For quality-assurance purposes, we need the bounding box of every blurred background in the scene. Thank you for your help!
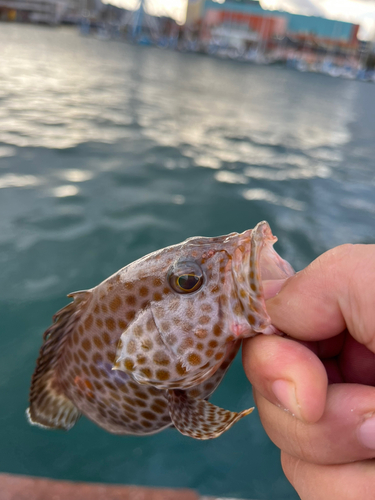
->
[1,1,375,499]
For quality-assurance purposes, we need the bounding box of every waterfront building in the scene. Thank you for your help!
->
[186,0,359,53]
[0,0,102,24]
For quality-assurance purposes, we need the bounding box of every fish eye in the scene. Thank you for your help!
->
[169,262,203,294]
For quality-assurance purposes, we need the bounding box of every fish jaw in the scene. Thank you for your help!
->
[229,221,294,339]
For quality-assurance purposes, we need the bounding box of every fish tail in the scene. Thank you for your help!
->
[27,291,91,430]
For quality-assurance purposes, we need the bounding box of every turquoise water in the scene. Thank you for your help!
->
[1,24,375,500]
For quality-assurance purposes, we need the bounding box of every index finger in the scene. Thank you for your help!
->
[266,244,375,353]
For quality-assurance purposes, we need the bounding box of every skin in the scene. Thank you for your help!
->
[242,244,375,499]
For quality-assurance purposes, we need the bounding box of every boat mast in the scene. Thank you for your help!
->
[132,0,146,38]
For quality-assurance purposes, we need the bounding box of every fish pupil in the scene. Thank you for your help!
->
[178,274,200,291]
[168,261,203,294]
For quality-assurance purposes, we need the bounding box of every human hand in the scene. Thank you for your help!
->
[242,244,375,499]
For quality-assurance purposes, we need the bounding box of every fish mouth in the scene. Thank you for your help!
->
[252,221,294,282]
[231,221,294,337]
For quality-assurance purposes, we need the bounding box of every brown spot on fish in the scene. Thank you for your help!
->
[142,411,157,421]
[82,365,89,376]
[154,398,167,408]
[141,339,153,351]
[188,389,200,398]
[156,370,170,381]
[126,340,137,354]
[126,295,136,306]
[153,351,170,366]
[118,384,128,393]
[104,381,116,391]
[234,302,242,315]
[198,315,210,325]
[160,321,170,332]
[187,353,201,366]
[126,310,136,321]
[82,339,91,352]
[78,350,88,362]
[165,333,177,345]
[133,325,143,337]
[109,295,122,312]
[175,362,187,376]
[141,420,153,428]
[153,277,163,287]
[134,391,148,400]
[195,328,208,339]
[151,404,165,414]
[90,365,100,378]
[124,359,135,371]
[102,332,111,345]
[200,303,212,313]
[118,319,127,330]
[84,315,93,330]
[93,336,103,349]
[136,355,147,365]
[248,314,256,325]
[105,318,116,331]
[106,351,116,363]
[180,338,194,350]
[141,368,152,378]
[135,399,147,408]
[213,324,222,337]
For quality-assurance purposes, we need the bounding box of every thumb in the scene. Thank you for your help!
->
[264,244,375,353]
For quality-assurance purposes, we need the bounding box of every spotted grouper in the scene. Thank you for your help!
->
[28,221,294,440]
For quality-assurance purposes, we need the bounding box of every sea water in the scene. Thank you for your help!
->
[1,24,374,500]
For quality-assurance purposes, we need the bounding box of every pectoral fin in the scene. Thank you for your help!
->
[168,390,254,440]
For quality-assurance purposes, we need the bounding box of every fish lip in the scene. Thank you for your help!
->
[239,220,293,287]
[229,221,294,337]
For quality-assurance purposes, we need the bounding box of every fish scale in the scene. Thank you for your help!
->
[28,221,294,439]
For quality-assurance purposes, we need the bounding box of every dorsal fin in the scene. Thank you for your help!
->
[27,290,91,430]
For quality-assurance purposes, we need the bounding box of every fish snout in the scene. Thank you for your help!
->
[230,222,294,338]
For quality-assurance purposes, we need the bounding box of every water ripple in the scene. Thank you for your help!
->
[0,173,40,188]
[243,188,306,211]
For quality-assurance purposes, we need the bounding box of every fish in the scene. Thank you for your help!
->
[27,221,294,440]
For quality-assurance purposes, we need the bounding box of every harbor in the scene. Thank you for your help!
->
[0,0,375,81]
